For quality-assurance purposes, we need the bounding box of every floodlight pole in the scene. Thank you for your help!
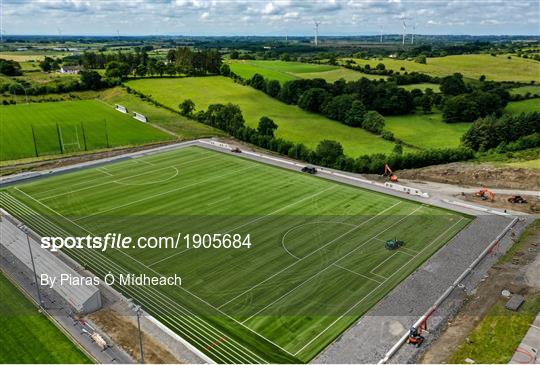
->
[129,299,145,364]
[21,225,43,309]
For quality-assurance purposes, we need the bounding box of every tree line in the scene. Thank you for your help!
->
[177,98,474,174]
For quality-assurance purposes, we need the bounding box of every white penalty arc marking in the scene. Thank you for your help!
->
[113,166,179,186]
[293,216,466,356]
[217,201,403,310]
[281,220,360,260]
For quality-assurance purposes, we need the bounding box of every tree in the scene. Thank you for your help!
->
[0,59,22,76]
[250,73,266,90]
[344,100,366,127]
[220,63,231,76]
[134,64,147,77]
[322,94,355,121]
[316,140,344,166]
[362,111,385,134]
[298,88,330,112]
[105,61,130,79]
[414,55,427,64]
[440,73,468,96]
[392,143,403,155]
[443,91,502,123]
[179,99,195,116]
[80,70,102,90]
[257,116,278,137]
[376,63,386,70]
[230,50,240,59]
[39,56,60,72]
[420,95,433,113]
[265,79,281,98]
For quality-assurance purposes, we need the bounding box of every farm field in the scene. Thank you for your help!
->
[126,77,398,156]
[0,99,172,161]
[385,112,469,149]
[505,99,540,113]
[0,145,471,363]
[0,272,91,363]
[228,60,385,83]
[509,85,540,96]
[399,83,440,92]
[346,54,540,83]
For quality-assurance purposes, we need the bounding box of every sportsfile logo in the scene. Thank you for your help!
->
[40,233,252,252]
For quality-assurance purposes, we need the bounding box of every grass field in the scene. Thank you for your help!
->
[0,272,91,363]
[505,98,540,113]
[0,99,173,161]
[228,60,386,83]
[509,85,540,96]
[125,76,398,156]
[505,158,540,170]
[0,146,471,363]
[346,54,540,83]
[385,112,469,149]
[399,83,441,92]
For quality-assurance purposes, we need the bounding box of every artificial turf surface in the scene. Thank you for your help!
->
[0,99,173,161]
[125,76,398,157]
[0,146,471,363]
[0,272,91,363]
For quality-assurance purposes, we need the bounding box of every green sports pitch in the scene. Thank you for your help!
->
[0,146,471,363]
[0,100,172,161]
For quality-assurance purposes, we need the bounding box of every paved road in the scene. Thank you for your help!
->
[510,315,540,364]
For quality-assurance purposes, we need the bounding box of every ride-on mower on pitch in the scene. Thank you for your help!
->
[385,238,405,250]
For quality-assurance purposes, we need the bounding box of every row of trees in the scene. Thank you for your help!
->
[166,47,222,75]
[177,98,474,173]
[462,112,540,151]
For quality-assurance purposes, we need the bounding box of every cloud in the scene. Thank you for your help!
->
[2,0,539,35]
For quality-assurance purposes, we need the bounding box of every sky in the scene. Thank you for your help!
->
[3,0,539,36]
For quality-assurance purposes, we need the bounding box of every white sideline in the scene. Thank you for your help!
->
[199,140,430,198]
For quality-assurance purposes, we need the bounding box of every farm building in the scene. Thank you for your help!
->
[59,65,84,74]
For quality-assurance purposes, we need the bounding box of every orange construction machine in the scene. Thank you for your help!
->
[474,188,495,202]
[384,164,398,182]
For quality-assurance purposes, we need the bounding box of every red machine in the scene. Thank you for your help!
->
[384,164,398,182]
[474,188,495,202]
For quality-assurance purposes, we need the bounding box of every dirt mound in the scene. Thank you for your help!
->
[398,162,539,191]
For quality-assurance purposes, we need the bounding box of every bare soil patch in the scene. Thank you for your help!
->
[89,308,180,364]
[461,193,540,214]
[398,162,540,191]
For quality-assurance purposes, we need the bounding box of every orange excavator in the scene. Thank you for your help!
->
[383,164,398,182]
[474,187,495,202]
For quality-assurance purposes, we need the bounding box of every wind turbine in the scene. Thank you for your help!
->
[314,21,320,46]
[379,25,383,43]
[411,23,417,44]
[401,17,408,45]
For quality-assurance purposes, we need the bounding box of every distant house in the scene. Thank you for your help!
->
[59,65,84,74]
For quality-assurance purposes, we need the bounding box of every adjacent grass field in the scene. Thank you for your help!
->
[400,83,440,92]
[385,112,469,149]
[0,99,172,161]
[0,146,471,363]
[228,60,386,83]
[126,77,398,156]
[505,98,540,113]
[0,272,91,363]
[509,85,540,96]
[347,54,540,83]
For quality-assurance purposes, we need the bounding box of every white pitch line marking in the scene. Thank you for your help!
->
[217,201,403,310]
[241,204,422,323]
[97,167,113,176]
[333,264,383,284]
[293,216,465,356]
